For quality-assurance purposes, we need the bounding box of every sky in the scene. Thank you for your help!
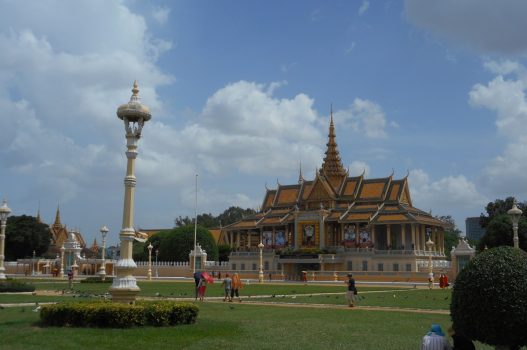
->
[1,0,527,246]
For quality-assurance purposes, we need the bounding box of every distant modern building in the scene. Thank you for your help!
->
[465,217,486,241]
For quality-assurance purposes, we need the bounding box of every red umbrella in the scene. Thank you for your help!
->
[201,272,214,284]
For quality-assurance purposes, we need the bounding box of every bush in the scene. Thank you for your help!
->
[40,301,199,328]
[451,246,527,349]
[80,277,113,283]
[0,279,35,292]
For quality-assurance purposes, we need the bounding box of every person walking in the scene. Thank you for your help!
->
[67,269,74,290]
[193,271,201,301]
[222,273,233,302]
[197,276,207,301]
[345,273,357,307]
[231,272,243,302]
[421,324,452,350]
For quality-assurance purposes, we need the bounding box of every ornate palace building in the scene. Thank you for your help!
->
[220,114,449,278]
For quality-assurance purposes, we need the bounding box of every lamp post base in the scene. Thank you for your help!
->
[109,288,140,304]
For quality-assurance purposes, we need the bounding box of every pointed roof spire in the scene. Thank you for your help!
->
[298,161,304,184]
[319,106,346,179]
[53,204,62,227]
[36,201,42,223]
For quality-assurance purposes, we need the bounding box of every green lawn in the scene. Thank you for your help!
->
[0,301,494,350]
[0,280,500,349]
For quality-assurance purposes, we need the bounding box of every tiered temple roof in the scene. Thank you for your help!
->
[224,110,445,232]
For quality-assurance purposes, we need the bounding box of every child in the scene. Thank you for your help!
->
[197,277,207,301]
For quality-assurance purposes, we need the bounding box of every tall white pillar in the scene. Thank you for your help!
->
[109,81,151,303]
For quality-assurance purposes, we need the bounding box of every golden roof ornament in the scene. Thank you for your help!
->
[319,108,347,179]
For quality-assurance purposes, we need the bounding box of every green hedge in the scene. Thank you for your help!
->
[80,277,114,283]
[40,301,199,328]
[0,279,35,292]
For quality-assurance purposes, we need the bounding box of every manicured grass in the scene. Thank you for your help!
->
[251,288,452,310]
[0,301,494,350]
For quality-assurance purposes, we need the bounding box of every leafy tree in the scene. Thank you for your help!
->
[218,206,256,226]
[477,214,527,251]
[5,215,50,260]
[479,197,526,228]
[175,213,220,228]
[145,225,218,262]
[174,216,193,227]
[451,246,527,349]
[132,240,146,261]
[435,215,463,258]
[217,244,232,262]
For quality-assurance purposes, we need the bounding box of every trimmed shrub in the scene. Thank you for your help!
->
[80,277,114,283]
[451,246,527,349]
[40,301,198,328]
[0,279,35,292]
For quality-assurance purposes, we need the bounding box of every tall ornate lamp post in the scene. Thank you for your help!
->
[426,237,435,289]
[258,241,264,283]
[147,243,153,281]
[32,250,36,276]
[60,244,65,279]
[0,199,12,280]
[99,225,109,281]
[155,249,159,278]
[109,81,151,303]
[507,199,523,249]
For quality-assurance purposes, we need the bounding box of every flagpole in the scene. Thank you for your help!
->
[193,174,198,274]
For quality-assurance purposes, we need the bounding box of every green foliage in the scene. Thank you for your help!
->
[40,301,199,328]
[477,214,527,251]
[146,225,218,261]
[217,244,232,262]
[5,215,50,260]
[0,279,35,292]
[479,197,525,228]
[451,246,527,348]
[175,206,257,229]
[132,240,146,261]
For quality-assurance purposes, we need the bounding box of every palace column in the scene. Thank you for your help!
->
[386,224,391,249]
[412,224,417,252]
[420,226,426,252]
[401,224,406,250]
[109,81,151,303]
[371,225,376,247]
[236,231,241,248]
[247,231,252,248]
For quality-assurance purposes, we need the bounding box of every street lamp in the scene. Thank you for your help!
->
[155,249,159,278]
[32,250,36,276]
[147,243,153,281]
[426,237,435,289]
[109,81,151,303]
[507,199,523,249]
[60,244,65,279]
[99,225,109,281]
[258,241,264,283]
[0,199,12,280]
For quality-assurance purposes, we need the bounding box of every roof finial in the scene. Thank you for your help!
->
[330,103,334,126]
[54,204,62,226]
[132,80,139,96]
[298,161,304,184]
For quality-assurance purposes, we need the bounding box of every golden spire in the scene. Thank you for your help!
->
[53,204,62,227]
[298,161,304,184]
[319,107,346,179]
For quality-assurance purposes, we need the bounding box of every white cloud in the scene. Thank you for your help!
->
[405,0,527,54]
[348,161,370,176]
[334,98,389,138]
[188,80,324,176]
[152,6,170,25]
[358,1,370,16]
[408,169,487,229]
[469,61,527,195]
[345,41,356,55]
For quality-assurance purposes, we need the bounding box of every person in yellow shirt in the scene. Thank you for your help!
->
[231,272,243,302]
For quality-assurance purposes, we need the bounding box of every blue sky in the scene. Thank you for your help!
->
[1,0,527,246]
